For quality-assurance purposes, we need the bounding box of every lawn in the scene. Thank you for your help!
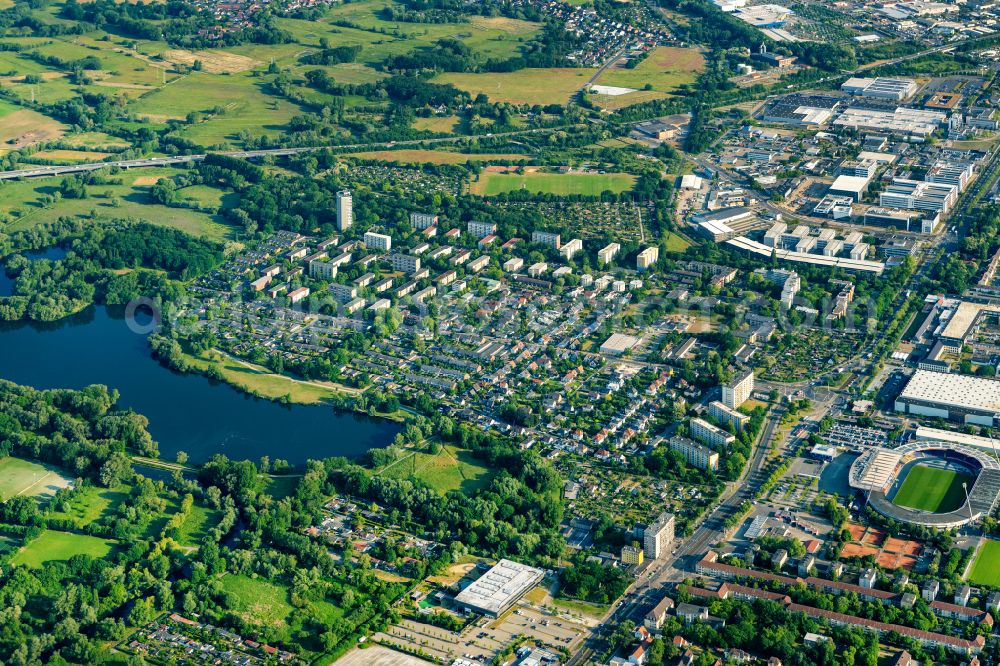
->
[47,486,129,527]
[590,47,704,110]
[12,530,116,567]
[470,171,636,197]
[378,445,493,494]
[176,504,224,547]
[0,457,74,502]
[433,68,596,106]
[348,150,529,165]
[219,574,295,626]
[968,539,1000,586]
[892,464,973,513]
[662,231,692,252]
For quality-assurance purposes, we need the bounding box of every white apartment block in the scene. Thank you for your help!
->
[598,242,621,265]
[363,231,392,252]
[336,190,353,231]
[410,212,438,230]
[643,511,676,560]
[636,246,659,271]
[309,259,338,280]
[389,253,421,274]
[560,238,583,261]
[722,369,754,409]
[467,221,497,239]
[532,230,561,249]
[669,437,719,471]
[690,417,736,448]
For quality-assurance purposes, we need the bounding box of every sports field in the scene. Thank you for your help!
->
[11,530,116,567]
[968,539,1000,586]
[0,457,74,502]
[470,171,636,197]
[892,463,973,513]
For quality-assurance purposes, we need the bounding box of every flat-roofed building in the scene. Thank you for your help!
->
[722,369,755,409]
[531,230,561,249]
[309,259,338,280]
[840,159,878,179]
[880,179,958,213]
[329,283,358,304]
[813,196,853,220]
[864,208,918,230]
[828,175,871,202]
[598,243,621,265]
[926,162,973,191]
[691,417,737,448]
[643,511,676,560]
[842,77,917,101]
[561,238,583,260]
[709,400,751,432]
[833,107,945,139]
[503,257,523,273]
[389,253,421,274]
[467,221,497,239]
[453,559,545,617]
[468,255,490,273]
[527,262,548,278]
[895,369,1000,426]
[363,231,392,252]
[637,247,659,271]
[693,206,754,229]
[600,333,641,356]
[410,212,438,229]
[336,190,353,231]
[670,437,719,471]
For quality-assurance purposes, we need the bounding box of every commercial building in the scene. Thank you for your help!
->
[813,196,853,220]
[841,77,918,101]
[467,221,497,239]
[863,208,919,231]
[389,253,421,275]
[636,247,659,271]
[709,400,751,432]
[895,370,1000,426]
[690,417,737,448]
[670,437,720,471]
[531,230,561,249]
[880,179,958,214]
[598,243,621,265]
[828,175,870,202]
[600,333,641,356]
[692,206,754,229]
[926,162,973,191]
[410,212,438,230]
[832,107,945,140]
[363,231,392,252]
[561,238,583,261]
[722,369,754,409]
[453,559,545,617]
[840,159,878,179]
[336,190,353,231]
[643,511,676,560]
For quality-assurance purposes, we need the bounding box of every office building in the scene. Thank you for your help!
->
[690,417,737,448]
[840,159,878,179]
[828,175,870,202]
[598,243,621,265]
[388,253,421,275]
[670,437,720,471]
[722,369,754,409]
[926,162,973,191]
[336,190,353,231]
[880,179,958,214]
[363,231,392,252]
[637,246,659,271]
[643,511,676,560]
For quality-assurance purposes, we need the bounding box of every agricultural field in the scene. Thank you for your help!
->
[0,168,236,241]
[0,99,66,149]
[434,68,597,106]
[412,115,461,133]
[348,150,529,165]
[891,464,974,513]
[470,171,636,196]
[11,530,116,567]
[377,445,494,494]
[967,539,1000,586]
[0,456,74,502]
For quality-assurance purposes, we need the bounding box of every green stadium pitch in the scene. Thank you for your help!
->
[892,464,974,513]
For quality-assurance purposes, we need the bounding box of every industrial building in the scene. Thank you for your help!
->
[895,370,1000,427]
[841,77,918,101]
[453,560,545,617]
[828,175,871,202]
[600,333,642,356]
[832,107,946,140]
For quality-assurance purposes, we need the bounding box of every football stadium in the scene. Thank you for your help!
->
[849,441,1000,528]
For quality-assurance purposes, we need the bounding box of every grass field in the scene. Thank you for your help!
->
[590,47,704,110]
[433,68,596,106]
[892,464,973,513]
[348,150,529,165]
[0,457,74,502]
[0,169,235,241]
[176,504,223,546]
[378,445,493,494]
[219,575,295,625]
[48,486,129,527]
[662,232,692,252]
[12,530,116,567]
[968,539,1000,586]
[470,171,636,196]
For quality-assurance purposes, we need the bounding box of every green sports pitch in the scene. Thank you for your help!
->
[0,457,74,502]
[968,539,1000,586]
[892,463,974,513]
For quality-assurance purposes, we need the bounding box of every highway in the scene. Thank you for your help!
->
[0,126,580,181]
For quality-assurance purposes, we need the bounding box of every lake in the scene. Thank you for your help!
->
[0,304,401,465]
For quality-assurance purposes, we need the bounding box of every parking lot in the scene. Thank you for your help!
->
[374,604,587,664]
